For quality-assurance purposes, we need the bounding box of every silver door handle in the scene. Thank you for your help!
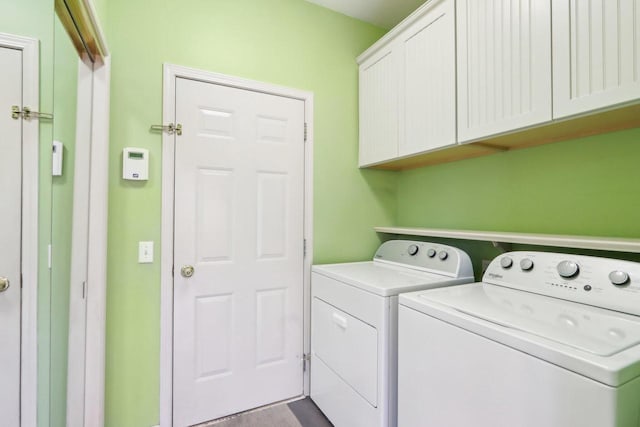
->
[0,277,9,292]
[181,265,194,278]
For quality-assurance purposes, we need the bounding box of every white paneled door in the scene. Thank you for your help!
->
[0,45,23,427]
[172,77,305,427]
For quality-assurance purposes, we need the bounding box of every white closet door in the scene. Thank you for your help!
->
[172,77,305,427]
[0,45,23,427]
[553,0,640,119]
[359,45,399,166]
[457,0,552,143]
[399,0,456,157]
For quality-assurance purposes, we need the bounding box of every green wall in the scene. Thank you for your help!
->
[396,128,640,278]
[397,128,640,237]
[0,2,54,426]
[51,15,80,427]
[103,1,392,426]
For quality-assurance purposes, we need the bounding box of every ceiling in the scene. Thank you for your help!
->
[305,0,426,29]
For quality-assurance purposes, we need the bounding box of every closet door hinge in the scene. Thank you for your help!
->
[303,238,307,258]
[150,123,182,136]
[303,354,311,371]
[11,105,54,120]
[304,122,308,142]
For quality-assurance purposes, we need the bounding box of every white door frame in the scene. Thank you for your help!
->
[82,55,111,427]
[0,32,39,427]
[66,55,111,427]
[160,63,314,427]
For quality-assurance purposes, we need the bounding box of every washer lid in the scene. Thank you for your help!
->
[401,283,640,385]
[421,283,640,356]
[312,262,471,297]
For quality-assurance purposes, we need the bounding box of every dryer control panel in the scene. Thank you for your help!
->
[373,240,474,279]
[484,251,640,316]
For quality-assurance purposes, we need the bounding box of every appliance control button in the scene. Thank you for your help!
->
[557,260,580,278]
[500,257,513,269]
[609,271,630,286]
[520,258,534,271]
[408,244,419,256]
[427,248,437,258]
[584,285,592,292]
[438,251,448,260]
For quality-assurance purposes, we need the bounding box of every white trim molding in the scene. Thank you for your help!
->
[0,32,40,427]
[66,56,111,427]
[84,55,111,427]
[160,64,314,427]
[66,56,96,427]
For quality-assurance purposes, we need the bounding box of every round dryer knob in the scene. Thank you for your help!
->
[438,251,449,260]
[427,248,437,258]
[557,260,580,278]
[520,258,534,271]
[500,257,513,269]
[609,271,630,286]
[408,244,419,256]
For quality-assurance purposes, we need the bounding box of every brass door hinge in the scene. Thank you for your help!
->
[150,123,182,136]
[12,106,53,120]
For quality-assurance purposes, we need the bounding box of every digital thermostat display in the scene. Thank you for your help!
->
[123,147,149,181]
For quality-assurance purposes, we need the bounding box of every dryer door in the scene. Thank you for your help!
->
[312,297,378,406]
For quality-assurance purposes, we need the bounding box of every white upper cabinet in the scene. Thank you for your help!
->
[358,0,640,169]
[399,0,456,157]
[358,0,456,166]
[456,0,553,143]
[359,45,399,167]
[552,0,640,119]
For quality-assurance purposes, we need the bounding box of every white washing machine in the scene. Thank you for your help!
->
[310,240,474,427]
[399,251,640,427]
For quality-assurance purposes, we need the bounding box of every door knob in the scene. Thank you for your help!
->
[181,265,195,278]
[0,277,9,292]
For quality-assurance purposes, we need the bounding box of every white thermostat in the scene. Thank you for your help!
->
[52,140,63,176]
[123,147,149,180]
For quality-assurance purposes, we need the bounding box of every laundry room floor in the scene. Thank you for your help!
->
[197,398,333,427]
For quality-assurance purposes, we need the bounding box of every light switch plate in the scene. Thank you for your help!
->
[138,241,154,264]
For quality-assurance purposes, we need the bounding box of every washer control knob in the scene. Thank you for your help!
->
[408,244,419,256]
[609,271,630,286]
[427,248,437,258]
[519,258,534,271]
[500,257,513,269]
[557,260,580,278]
[438,251,448,261]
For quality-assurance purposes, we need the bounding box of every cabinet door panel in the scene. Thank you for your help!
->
[553,0,640,118]
[359,47,399,167]
[457,0,552,143]
[400,0,456,157]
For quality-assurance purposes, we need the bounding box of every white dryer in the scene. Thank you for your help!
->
[399,251,640,427]
[310,240,474,427]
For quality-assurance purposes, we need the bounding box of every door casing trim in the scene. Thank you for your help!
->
[159,63,314,427]
[0,32,39,427]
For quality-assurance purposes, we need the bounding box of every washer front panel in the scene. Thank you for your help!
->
[397,305,639,427]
